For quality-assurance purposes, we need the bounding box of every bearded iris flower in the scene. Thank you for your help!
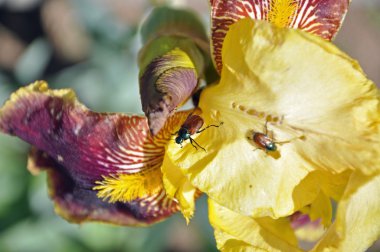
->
[0,0,379,251]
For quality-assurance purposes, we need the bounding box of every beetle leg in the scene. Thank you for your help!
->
[196,122,223,134]
[171,131,179,136]
[190,137,206,152]
[270,130,274,140]
[189,138,198,150]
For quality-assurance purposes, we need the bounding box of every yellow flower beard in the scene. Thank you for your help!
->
[268,0,299,28]
[94,169,163,203]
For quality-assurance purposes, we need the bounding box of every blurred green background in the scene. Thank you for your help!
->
[0,0,379,251]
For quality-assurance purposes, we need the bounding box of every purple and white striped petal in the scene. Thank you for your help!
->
[210,0,351,73]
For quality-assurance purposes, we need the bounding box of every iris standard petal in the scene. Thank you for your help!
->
[138,6,210,135]
[210,0,351,72]
[139,46,199,135]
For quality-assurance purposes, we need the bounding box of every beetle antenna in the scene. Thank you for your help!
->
[196,122,224,133]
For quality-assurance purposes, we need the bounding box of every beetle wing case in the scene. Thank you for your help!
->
[182,115,204,135]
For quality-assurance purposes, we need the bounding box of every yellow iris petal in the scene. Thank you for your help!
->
[161,153,198,223]
[300,191,332,227]
[312,172,380,252]
[167,19,380,218]
[209,199,301,252]
[209,172,380,251]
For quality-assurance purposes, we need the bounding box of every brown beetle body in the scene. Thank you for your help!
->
[253,132,277,152]
[174,113,222,151]
[250,120,303,152]
[181,115,204,135]
[249,120,277,152]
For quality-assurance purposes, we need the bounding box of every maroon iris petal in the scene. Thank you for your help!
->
[28,148,178,225]
[0,81,189,225]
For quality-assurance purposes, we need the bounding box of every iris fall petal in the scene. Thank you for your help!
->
[28,148,164,225]
[0,81,193,225]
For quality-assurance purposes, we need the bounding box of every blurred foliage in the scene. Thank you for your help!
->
[0,0,217,251]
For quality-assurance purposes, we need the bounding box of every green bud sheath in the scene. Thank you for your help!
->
[138,6,210,135]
